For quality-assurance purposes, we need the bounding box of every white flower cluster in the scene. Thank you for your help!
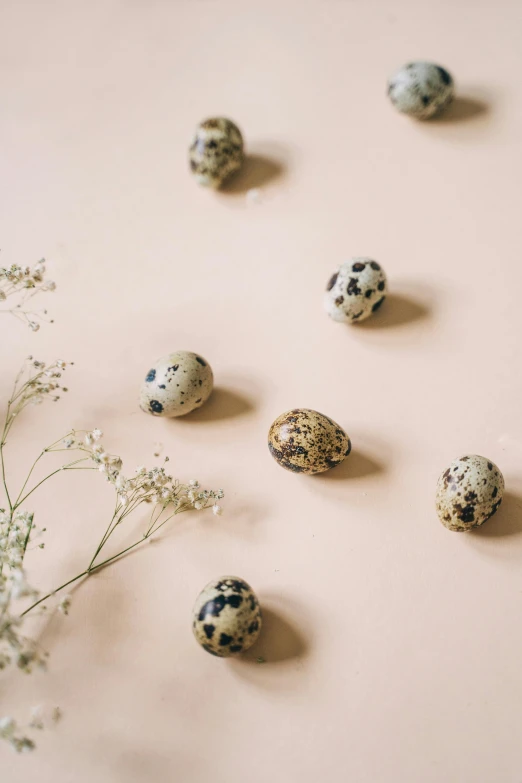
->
[7,358,69,416]
[0,510,38,601]
[0,259,56,330]
[0,510,48,678]
[62,429,225,517]
[0,358,224,752]
[0,716,35,753]
[0,706,61,753]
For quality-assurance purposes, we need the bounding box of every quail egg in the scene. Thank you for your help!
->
[193,576,262,657]
[387,62,454,119]
[268,408,351,474]
[324,258,387,323]
[139,351,213,417]
[189,117,244,188]
[436,454,505,531]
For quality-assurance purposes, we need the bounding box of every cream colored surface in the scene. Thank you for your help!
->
[1,1,522,781]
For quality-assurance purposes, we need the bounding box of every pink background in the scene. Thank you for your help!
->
[2,1,522,780]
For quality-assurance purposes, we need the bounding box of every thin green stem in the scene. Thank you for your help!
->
[88,490,140,564]
[0,421,12,581]
[21,513,34,557]
[13,432,77,508]
[13,452,45,509]
[21,531,164,617]
[16,458,92,507]
[20,571,88,616]
[0,422,12,512]
[90,492,156,560]
[88,510,118,569]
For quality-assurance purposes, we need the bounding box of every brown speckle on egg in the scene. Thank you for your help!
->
[189,117,244,188]
[435,454,505,531]
[268,409,351,475]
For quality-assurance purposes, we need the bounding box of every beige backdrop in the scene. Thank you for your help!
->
[2,1,522,781]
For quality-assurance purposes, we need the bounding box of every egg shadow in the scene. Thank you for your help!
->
[173,387,255,423]
[316,449,385,481]
[235,605,309,665]
[220,148,287,194]
[470,490,522,538]
[355,293,431,330]
[430,96,489,123]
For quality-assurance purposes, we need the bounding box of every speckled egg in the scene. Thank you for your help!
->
[139,351,213,417]
[436,455,505,532]
[192,576,262,657]
[189,117,244,188]
[268,408,351,475]
[387,62,454,119]
[324,258,387,324]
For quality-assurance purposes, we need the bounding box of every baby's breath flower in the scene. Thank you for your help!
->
[0,258,57,330]
[58,596,71,616]
[3,358,71,420]
[212,504,223,516]
[29,707,44,730]
[0,359,225,753]
[0,717,15,736]
[0,715,35,753]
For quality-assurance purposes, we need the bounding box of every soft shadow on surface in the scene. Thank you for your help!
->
[221,153,286,194]
[247,607,308,664]
[316,449,385,481]
[471,491,522,538]
[220,153,286,195]
[175,387,255,423]
[430,96,489,123]
[236,606,309,665]
[356,293,430,330]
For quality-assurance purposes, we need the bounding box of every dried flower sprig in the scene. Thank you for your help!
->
[20,427,224,615]
[0,259,56,330]
[0,358,224,751]
[0,705,61,754]
[0,716,35,753]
